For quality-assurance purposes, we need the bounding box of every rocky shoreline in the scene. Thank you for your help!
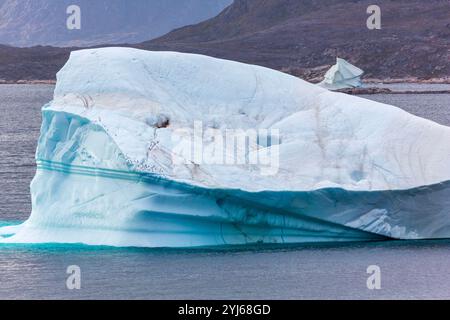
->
[0,79,56,85]
[2,78,450,96]
[364,77,450,85]
[338,88,450,95]
[2,77,450,86]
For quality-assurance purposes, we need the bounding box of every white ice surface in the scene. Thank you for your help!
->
[50,48,450,192]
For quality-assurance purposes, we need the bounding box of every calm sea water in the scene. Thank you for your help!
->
[0,84,449,299]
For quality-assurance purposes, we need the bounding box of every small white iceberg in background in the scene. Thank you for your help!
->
[1,48,450,248]
[319,58,364,90]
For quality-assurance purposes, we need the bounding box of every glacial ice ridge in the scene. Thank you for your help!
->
[1,47,450,247]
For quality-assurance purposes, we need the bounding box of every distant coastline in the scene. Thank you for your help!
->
[2,78,450,92]
[0,79,56,85]
[364,77,450,85]
[308,77,450,85]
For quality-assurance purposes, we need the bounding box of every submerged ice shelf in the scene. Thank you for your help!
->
[1,48,450,247]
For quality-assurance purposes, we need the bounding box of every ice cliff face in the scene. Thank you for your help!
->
[1,47,450,247]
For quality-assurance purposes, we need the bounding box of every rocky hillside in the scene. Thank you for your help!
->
[0,45,70,82]
[1,0,449,82]
[142,0,450,81]
[0,0,232,47]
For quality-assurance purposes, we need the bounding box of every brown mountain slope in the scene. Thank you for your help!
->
[0,0,232,47]
[141,0,450,81]
[0,0,449,82]
[0,45,71,82]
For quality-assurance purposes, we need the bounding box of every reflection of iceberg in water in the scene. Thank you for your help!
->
[319,58,364,90]
[1,47,450,248]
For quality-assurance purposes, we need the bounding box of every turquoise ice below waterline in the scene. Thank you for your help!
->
[3,154,450,247]
[2,142,450,247]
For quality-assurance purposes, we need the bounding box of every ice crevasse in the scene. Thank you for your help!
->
[1,47,450,247]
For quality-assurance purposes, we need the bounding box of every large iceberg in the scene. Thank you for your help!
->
[1,47,450,247]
